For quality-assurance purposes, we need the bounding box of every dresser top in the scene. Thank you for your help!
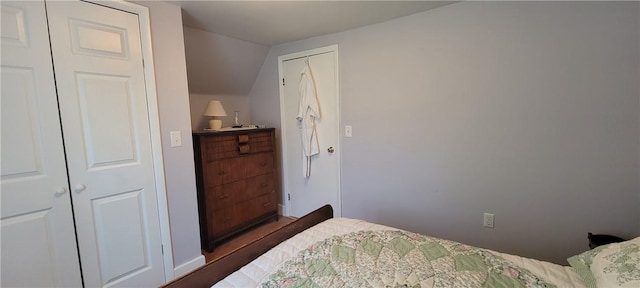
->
[192,127,274,136]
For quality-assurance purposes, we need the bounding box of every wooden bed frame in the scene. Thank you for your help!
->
[162,205,334,288]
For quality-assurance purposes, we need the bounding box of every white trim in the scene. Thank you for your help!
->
[173,255,206,278]
[277,44,341,217]
[277,57,288,216]
[277,203,284,216]
[83,0,175,282]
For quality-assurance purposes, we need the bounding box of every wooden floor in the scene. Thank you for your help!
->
[202,215,296,263]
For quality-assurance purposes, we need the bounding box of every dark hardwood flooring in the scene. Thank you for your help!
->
[202,215,296,263]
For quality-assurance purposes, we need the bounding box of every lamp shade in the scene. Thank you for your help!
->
[204,100,227,117]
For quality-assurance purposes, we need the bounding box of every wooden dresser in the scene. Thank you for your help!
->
[193,128,279,252]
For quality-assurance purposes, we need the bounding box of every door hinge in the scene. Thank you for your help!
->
[161,244,164,255]
[288,193,290,201]
[282,78,285,86]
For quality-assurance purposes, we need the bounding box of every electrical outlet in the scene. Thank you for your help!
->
[483,213,495,228]
[345,125,352,137]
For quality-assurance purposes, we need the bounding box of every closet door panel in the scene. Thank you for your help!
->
[0,1,82,287]
[92,190,149,282]
[76,73,137,166]
[46,1,165,287]
[2,211,59,287]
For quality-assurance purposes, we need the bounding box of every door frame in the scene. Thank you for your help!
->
[82,0,174,281]
[277,45,341,217]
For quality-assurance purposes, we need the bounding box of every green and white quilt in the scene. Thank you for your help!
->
[261,230,554,288]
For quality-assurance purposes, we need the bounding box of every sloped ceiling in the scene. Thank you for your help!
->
[183,27,270,95]
[174,1,456,46]
[175,1,456,95]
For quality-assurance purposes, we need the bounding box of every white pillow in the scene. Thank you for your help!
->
[590,236,640,288]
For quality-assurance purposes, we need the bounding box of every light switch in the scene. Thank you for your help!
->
[345,125,352,137]
[170,131,182,147]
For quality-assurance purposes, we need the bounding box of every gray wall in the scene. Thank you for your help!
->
[133,1,203,273]
[250,1,640,264]
[183,27,269,130]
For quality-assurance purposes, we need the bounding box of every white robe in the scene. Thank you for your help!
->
[297,62,320,178]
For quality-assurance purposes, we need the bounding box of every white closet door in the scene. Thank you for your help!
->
[0,1,82,287]
[46,1,165,287]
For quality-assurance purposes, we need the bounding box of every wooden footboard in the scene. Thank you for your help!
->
[162,205,334,288]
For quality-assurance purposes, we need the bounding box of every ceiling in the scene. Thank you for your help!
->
[172,1,456,46]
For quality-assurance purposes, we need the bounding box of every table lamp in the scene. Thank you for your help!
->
[204,100,227,130]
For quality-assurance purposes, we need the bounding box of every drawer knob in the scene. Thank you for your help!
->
[260,183,267,188]
[219,194,229,199]
[217,170,226,175]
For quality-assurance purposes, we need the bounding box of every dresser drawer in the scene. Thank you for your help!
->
[207,187,232,212]
[208,181,245,211]
[207,157,246,186]
[209,208,233,238]
[246,153,274,177]
[204,131,274,160]
[251,193,277,218]
[245,131,274,154]
[246,173,275,198]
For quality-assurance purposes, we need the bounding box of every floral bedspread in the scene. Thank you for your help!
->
[261,230,555,288]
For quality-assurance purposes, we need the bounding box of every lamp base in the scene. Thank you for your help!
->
[209,119,222,130]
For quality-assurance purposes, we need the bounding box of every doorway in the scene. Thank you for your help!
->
[278,45,341,217]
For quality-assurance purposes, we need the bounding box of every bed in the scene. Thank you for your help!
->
[164,205,639,288]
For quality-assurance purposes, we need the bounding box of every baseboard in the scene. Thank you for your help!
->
[173,255,206,278]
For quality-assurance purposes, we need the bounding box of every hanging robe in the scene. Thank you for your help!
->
[297,61,320,178]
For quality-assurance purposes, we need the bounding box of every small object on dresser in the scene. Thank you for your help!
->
[588,232,625,249]
[233,110,241,128]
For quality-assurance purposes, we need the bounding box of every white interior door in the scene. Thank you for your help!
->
[46,1,165,286]
[279,46,341,217]
[0,1,83,287]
